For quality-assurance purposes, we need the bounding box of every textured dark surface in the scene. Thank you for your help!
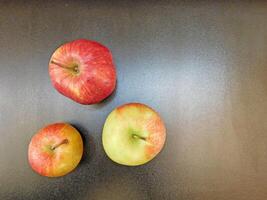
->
[0,1,267,200]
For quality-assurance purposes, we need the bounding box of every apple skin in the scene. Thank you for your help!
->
[102,103,166,166]
[28,123,83,177]
[49,39,116,105]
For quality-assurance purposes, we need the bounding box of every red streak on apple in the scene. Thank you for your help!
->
[49,39,116,105]
[145,117,166,157]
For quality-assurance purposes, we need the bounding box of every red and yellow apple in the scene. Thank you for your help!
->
[28,123,83,177]
[49,39,116,105]
[102,103,166,166]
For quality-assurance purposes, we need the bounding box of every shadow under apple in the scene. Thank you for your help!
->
[71,123,96,166]
[86,80,118,110]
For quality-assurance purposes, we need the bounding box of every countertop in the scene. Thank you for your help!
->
[0,1,266,200]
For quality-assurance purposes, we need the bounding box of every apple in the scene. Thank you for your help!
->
[49,39,116,105]
[28,123,83,177]
[102,103,166,166]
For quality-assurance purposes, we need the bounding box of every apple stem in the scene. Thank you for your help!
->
[51,60,70,69]
[51,139,69,150]
[50,60,79,73]
[132,134,146,141]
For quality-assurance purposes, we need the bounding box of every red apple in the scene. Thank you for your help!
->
[102,103,166,166]
[28,123,83,177]
[49,39,116,105]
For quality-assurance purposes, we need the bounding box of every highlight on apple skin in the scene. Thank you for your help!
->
[28,123,83,177]
[49,39,116,105]
[102,103,166,166]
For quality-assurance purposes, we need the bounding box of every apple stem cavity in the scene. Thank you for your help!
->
[51,139,69,150]
[132,134,147,141]
[51,60,79,74]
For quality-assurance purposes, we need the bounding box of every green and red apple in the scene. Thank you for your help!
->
[102,103,166,166]
[28,123,83,177]
[49,39,116,105]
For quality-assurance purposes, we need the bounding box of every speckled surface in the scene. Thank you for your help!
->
[0,1,267,200]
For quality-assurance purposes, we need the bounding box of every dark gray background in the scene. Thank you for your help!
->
[0,1,267,200]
